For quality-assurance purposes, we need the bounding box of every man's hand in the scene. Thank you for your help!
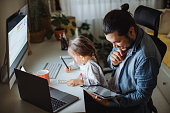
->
[110,49,127,66]
[67,79,84,86]
[86,91,110,107]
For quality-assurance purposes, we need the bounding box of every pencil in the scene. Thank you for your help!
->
[60,56,69,69]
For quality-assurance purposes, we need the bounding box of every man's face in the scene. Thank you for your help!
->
[105,31,135,51]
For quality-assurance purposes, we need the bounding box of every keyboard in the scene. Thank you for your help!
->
[51,97,67,111]
[43,63,62,79]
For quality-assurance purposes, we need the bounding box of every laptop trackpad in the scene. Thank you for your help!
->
[49,87,68,99]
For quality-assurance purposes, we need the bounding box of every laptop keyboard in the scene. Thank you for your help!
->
[44,63,62,79]
[51,97,67,110]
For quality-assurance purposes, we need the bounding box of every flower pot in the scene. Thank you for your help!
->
[30,29,46,43]
[55,28,65,40]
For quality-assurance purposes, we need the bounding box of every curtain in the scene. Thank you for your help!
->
[60,0,164,41]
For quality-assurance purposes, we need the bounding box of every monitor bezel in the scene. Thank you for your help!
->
[6,7,28,87]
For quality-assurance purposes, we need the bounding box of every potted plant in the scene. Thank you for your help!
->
[78,22,94,41]
[46,11,76,40]
[28,0,51,43]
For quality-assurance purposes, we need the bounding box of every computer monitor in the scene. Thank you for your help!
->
[6,5,28,89]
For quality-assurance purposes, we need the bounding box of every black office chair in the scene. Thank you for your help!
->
[134,5,167,113]
[134,5,167,60]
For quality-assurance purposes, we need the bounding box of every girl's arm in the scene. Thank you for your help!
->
[83,64,108,87]
[67,79,84,87]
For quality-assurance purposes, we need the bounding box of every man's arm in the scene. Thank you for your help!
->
[93,57,160,108]
[109,57,160,108]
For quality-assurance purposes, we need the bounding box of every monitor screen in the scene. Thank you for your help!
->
[6,5,28,89]
[8,15,27,68]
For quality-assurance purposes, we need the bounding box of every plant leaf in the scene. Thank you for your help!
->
[45,30,54,40]
[72,22,76,27]
[51,19,60,26]
[51,16,57,20]
[70,28,75,36]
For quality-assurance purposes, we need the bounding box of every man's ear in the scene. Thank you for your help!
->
[128,26,135,36]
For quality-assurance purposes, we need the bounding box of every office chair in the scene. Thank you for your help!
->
[134,5,167,60]
[134,5,167,113]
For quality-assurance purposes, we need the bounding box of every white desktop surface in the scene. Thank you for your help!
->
[23,38,85,113]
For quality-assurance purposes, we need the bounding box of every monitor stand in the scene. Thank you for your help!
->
[20,66,26,72]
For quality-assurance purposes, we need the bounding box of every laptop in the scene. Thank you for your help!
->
[14,69,79,113]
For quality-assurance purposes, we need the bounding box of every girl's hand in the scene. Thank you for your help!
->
[67,79,84,87]
[64,66,71,72]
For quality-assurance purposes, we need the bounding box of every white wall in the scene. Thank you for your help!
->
[60,0,164,41]
[0,0,26,79]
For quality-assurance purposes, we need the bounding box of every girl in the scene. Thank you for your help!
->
[65,36,108,88]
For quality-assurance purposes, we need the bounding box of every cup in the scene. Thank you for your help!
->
[37,70,50,84]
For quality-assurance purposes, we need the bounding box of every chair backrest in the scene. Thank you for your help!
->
[134,5,167,60]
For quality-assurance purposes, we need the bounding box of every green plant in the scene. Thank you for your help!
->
[46,11,76,40]
[78,22,94,41]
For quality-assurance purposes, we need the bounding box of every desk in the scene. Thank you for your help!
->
[50,59,85,112]
[15,38,85,113]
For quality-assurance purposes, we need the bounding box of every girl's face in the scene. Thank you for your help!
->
[68,49,84,65]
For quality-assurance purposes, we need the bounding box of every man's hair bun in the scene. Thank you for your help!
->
[121,3,129,11]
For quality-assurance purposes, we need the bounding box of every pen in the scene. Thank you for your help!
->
[60,56,69,69]
[81,85,100,87]
[61,34,68,49]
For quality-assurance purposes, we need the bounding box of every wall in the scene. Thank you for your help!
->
[60,0,164,41]
[0,0,26,81]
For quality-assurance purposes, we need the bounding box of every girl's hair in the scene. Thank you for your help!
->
[103,3,137,36]
[68,35,99,64]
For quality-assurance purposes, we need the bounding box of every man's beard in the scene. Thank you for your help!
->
[124,34,135,52]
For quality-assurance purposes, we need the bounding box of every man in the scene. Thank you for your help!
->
[87,4,162,113]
